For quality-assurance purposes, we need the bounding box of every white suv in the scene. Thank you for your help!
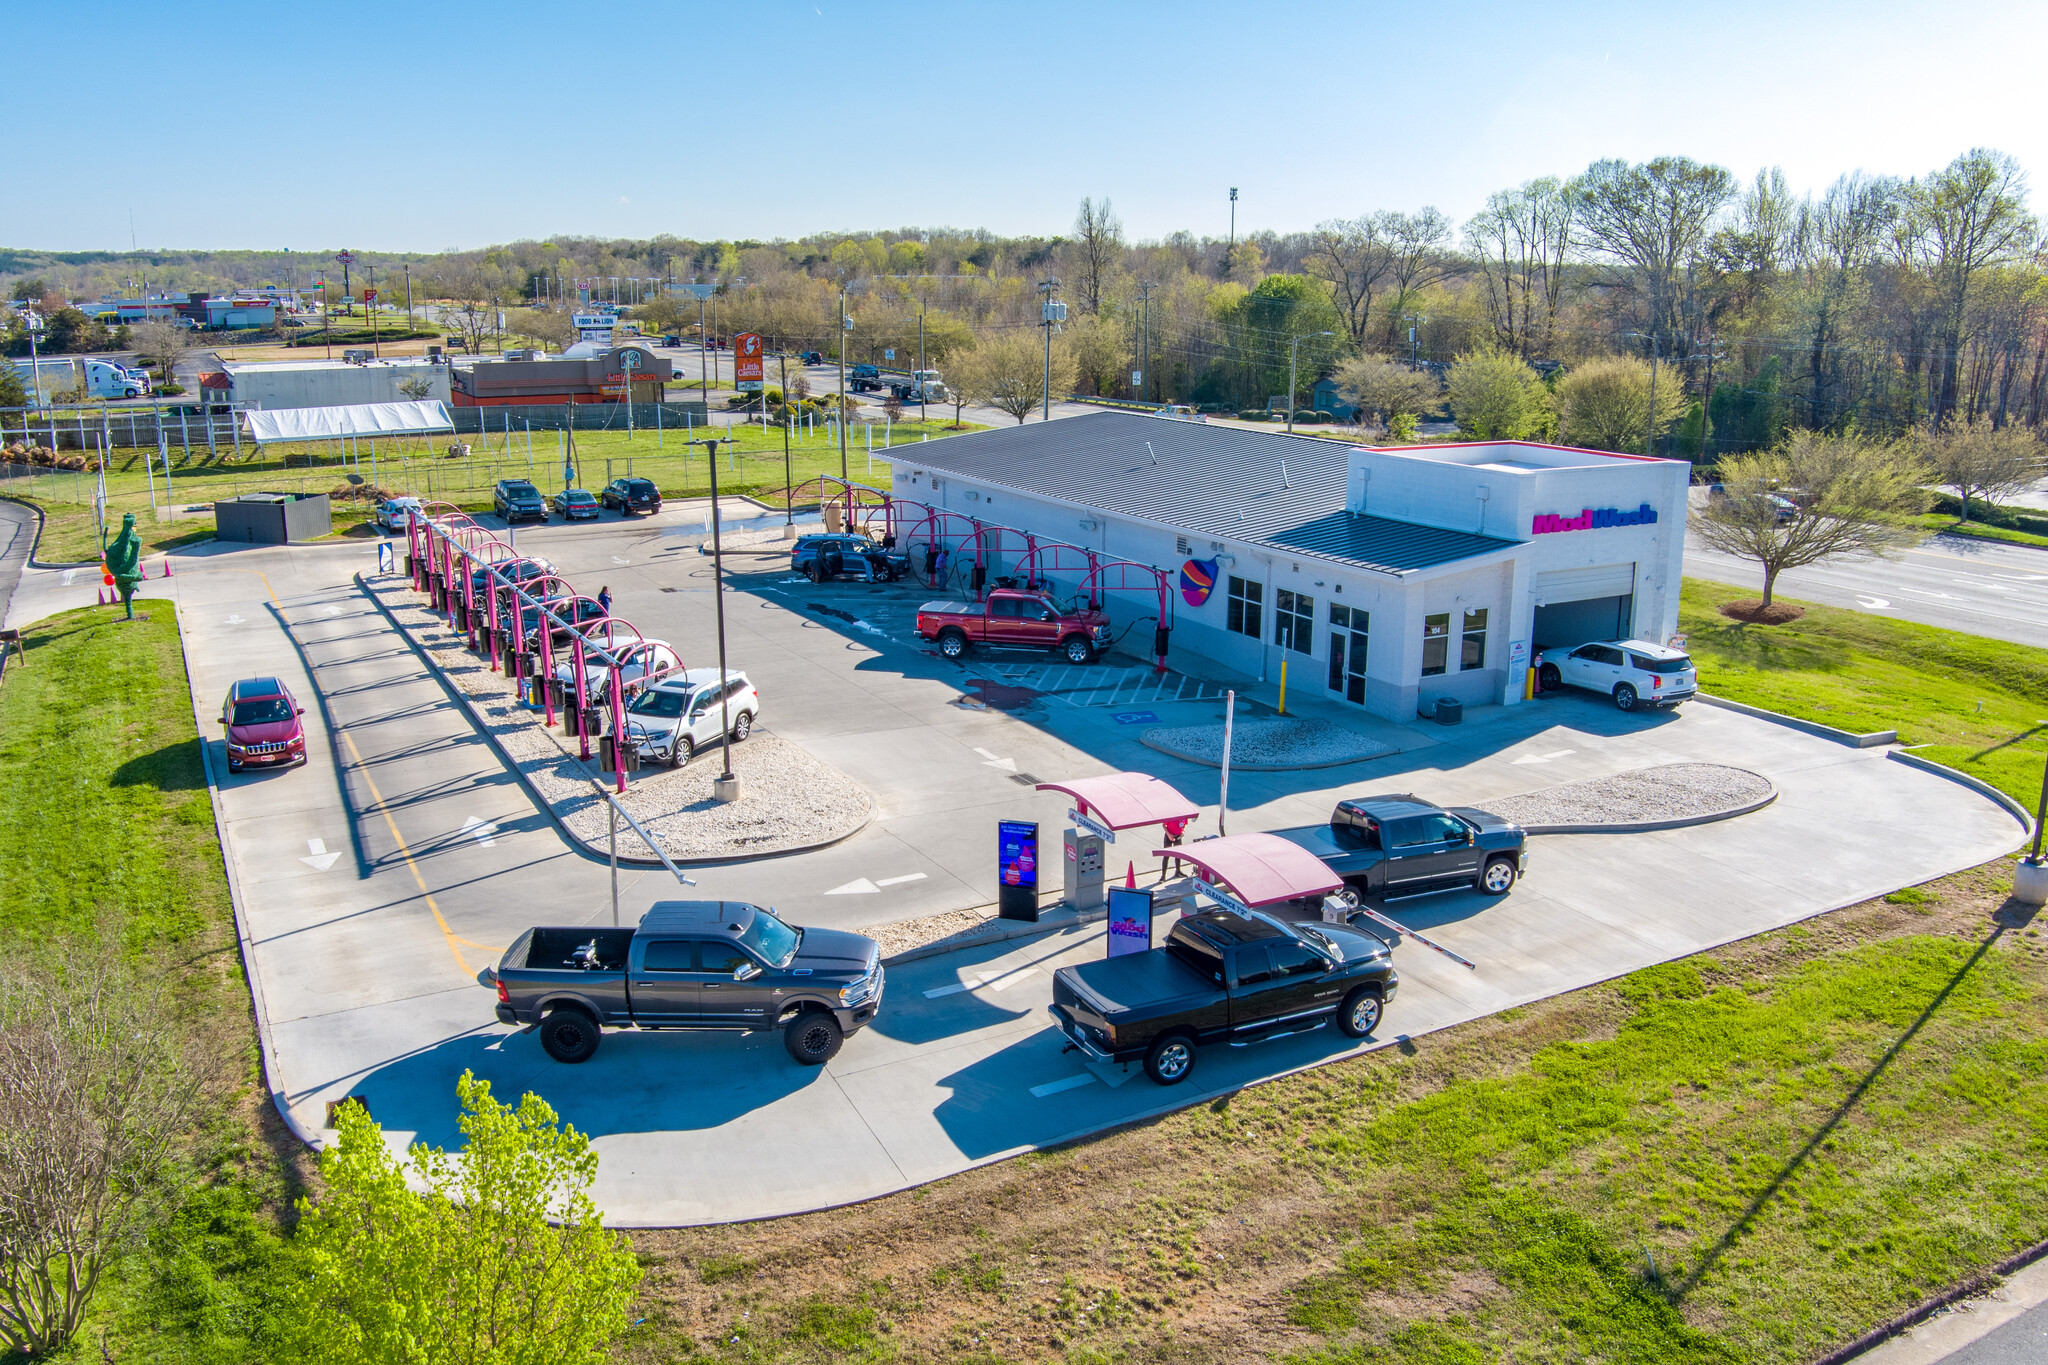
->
[625,669,761,767]
[1536,639,1695,712]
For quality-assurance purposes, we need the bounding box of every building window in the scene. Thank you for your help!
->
[1274,589,1313,655]
[1461,609,1488,671]
[1227,576,1262,638]
[1329,604,1368,704]
[1422,613,1450,676]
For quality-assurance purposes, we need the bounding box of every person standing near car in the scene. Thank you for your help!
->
[598,585,612,617]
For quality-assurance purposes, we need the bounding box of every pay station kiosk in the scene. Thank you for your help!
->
[1031,774,1202,917]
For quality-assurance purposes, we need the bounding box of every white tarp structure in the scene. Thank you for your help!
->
[245,400,454,444]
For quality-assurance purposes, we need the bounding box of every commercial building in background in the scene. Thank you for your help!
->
[892,411,1689,722]
[447,344,670,407]
[217,356,453,410]
[76,292,279,330]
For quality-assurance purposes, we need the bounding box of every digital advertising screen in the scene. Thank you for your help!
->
[998,820,1039,920]
[1106,885,1153,958]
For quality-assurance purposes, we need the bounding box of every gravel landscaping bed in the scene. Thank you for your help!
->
[365,577,871,861]
[1140,717,1389,769]
[1485,762,1772,829]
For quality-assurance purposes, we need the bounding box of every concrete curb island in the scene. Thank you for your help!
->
[1520,782,1778,835]
[357,570,876,869]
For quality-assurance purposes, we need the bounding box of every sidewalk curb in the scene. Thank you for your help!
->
[1886,749,2034,835]
[1814,1230,2048,1365]
[172,603,323,1152]
[1695,692,1897,747]
[0,493,99,569]
[1521,783,1778,835]
[357,570,874,868]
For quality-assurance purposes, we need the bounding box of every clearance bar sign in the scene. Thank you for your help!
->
[735,332,764,391]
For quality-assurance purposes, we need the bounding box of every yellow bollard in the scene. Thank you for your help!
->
[1525,666,1538,700]
[1278,659,1288,715]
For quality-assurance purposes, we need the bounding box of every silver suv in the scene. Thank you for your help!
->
[625,669,761,766]
[1536,639,1695,712]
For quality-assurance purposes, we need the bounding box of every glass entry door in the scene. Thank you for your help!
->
[1327,604,1368,705]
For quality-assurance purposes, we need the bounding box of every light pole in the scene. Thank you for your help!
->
[1403,314,1424,369]
[1137,281,1155,403]
[837,284,850,479]
[917,298,927,426]
[25,311,44,410]
[1287,331,1333,433]
[404,264,413,330]
[1228,187,1238,256]
[619,349,638,439]
[1039,277,1064,421]
[336,250,355,320]
[778,351,794,535]
[690,435,741,802]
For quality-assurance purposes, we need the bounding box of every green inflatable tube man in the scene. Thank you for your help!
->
[105,512,143,620]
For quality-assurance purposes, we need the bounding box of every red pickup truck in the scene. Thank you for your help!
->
[917,589,1114,664]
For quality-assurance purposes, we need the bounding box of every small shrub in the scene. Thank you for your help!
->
[156,383,186,395]
[1237,410,1267,421]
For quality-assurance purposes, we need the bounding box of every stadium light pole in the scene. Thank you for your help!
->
[690,435,741,801]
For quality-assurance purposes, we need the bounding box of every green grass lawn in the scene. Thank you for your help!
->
[1906,513,2048,549]
[0,605,303,1362]
[1681,578,2048,811]
[2,416,983,563]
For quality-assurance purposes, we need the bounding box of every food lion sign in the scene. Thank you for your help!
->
[1531,503,1659,535]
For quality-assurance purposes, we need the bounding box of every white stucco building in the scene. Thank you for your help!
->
[892,411,1691,722]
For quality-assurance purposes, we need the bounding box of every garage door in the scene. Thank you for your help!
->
[1533,564,1637,649]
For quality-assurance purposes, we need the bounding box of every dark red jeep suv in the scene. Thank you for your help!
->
[220,677,307,773]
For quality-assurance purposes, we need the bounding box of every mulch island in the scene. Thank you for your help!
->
[1719,598,1806,624]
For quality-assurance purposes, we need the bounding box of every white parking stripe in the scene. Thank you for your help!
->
[1029,1074,1097,1098]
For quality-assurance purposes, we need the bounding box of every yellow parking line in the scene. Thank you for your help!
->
[339,730,475,977]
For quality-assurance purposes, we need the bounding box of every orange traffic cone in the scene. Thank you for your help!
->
[1126,861,1137,888]
[163,557,173,577]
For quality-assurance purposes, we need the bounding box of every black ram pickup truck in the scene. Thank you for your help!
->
[485,901,884,1065]
[1048,908,1397,1085]
[1270,794,1527,900]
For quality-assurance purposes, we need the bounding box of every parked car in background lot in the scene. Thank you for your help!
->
[1537,639,1696,711]
[219,677,307,773]
[470,556,556,595]
[374,496,423,533]
[602,477,662,515]
[493,478,548,524]
[551,488,600,521]
[626,668,761,766]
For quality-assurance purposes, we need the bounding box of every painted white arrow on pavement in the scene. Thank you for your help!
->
[61,569,76,585]
[460,817,499,847]
[1511,749,1576,765]
[875,873,927,887]
[611,556,631,564]
[299,838,342,872]
[825,878,880,895]
[1855,595,1891,610]
[974,747,1018,772]
[224,614,246,625]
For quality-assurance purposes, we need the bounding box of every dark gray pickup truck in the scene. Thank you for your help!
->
[1048,908,1398,1085]
[1270,794,1528,900]
[486,901,884,1065]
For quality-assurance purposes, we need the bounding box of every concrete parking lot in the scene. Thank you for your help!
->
[6,505,2027,1224]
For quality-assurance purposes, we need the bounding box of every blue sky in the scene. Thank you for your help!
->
[10,0,2045,252]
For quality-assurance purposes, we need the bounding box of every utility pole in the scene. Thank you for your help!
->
[917,299,927,426]
[1228,187,1238,256]
[404,264,413,330]
[837,283,850,479]
[690,435,741,802]
[1404,314,1423,369]
[1038,277,1064,421]
[336,250,355,320]
[1137,281,1154,403]
[368,268,379,357]
[1287,331,1333,433]
[779,351,793,533]
[1644,328,1661,458]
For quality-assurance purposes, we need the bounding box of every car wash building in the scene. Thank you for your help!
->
[892,411,1689,721]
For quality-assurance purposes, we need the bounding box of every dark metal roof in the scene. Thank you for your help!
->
[903,411,1516,576]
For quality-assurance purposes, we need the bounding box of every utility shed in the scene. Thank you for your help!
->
[214,492,331,544]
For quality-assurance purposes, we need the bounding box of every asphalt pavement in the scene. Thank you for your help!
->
[1855,1257,2048,1364]
[1685,531,2048,649]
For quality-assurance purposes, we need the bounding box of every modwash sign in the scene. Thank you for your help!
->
[1531,503,1659,535]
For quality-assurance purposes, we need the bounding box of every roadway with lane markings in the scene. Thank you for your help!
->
[1685,532,2048,649]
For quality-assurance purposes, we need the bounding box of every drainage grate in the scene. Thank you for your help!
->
[1010,772,1042,786]
[660,587,679,593]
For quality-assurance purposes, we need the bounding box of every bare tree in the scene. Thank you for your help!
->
[1924,415,2044,520]
[1689,430,1929,606]
[1788,173,1902,429]
[1464,178,1577,358]
[1571,156,1738,345]
[130,319,192,383]
[954,331,1074,424]
[1068,198,1124,314]
[439,268,502,354]
[1305,217,1396,345]
[1897,149,2038,424]
[0,948,197,1356]
[1378,209,1456,350]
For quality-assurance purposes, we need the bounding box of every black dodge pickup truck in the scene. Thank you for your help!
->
[1270,794,1527,900]
[486,901,884,1065]
[1048,908,1397,1085]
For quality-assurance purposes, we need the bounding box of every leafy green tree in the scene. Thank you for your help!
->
[1232,274,1346,407]
[1555,356,1688,453]
[0,365,24,408]
[1445,347,1546,439]
[10,278,48,302]
[284,1072,641,1365]
[1333,354,1438,431]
